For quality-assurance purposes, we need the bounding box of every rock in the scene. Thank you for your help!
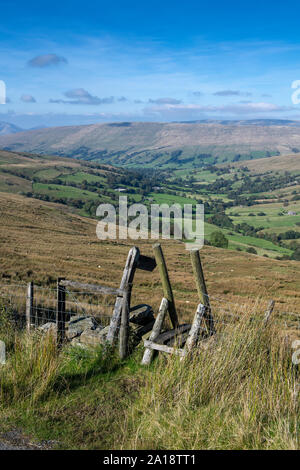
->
[79,326,109,347]
[70,337,88,349]
[66,315,98,340]
[39,322,57,334]
[129,304,154,326]
[129,320,155,349]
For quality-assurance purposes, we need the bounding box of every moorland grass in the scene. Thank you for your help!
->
[0,300,298,450]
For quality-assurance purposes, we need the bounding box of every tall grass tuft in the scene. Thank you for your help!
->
[0,331,60,404]
[123,310,299,450]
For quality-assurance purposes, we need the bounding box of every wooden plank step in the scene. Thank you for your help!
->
[143,340,186,357]
[155,324,191,345]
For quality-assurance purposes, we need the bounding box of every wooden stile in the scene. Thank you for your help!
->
[107,246,140,344]
[152,243,179,329]
[141,297,168,365]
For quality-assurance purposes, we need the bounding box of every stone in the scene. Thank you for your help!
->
[39,322,57,334]
[129,304,154,326]
[129,320,155,349]
[70,337,88,349]
[79,326,109,347]
[66,315,98,340]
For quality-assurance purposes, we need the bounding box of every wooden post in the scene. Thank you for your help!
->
[141,297,169,365]
[107,246,140,345]
[0,340,6,365]
[264,300,275,327]
[56,278,66,347]
[185,303,206,353]
[119,285,131,360]
[152,243,178,329]
[190,249,215,336]
[26,281,34,332]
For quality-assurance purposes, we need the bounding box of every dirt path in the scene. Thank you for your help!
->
[0,431,55,450]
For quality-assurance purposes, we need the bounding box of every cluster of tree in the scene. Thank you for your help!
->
[277,230,300,240]
[204,171,298,197]
[209,231,229,248]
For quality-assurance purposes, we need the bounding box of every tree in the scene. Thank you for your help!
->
[210,231,229,249]
[291,248,300,261]
[246,247,257,254]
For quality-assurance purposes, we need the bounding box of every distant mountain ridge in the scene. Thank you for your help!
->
[0,121,23,136]
[1,119,300,167]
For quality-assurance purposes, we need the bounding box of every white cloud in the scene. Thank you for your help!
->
[28,54,68,67]
[50,89,114,105]
[20,94,36,103]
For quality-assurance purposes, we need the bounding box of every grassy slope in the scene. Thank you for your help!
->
[0,150,124,214]
[0,192,299,450]
[1,191,300,318]
[232,151,300,173]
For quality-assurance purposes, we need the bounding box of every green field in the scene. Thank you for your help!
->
[148,192,197,207]
[59,171,106,184]
[33,183,103,201]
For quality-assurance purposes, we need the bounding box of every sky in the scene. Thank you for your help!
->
[1,0,300,128]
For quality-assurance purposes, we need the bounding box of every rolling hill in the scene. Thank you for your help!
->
[231,151,300,173]
[1,120,300,167]
[0,121,23,136]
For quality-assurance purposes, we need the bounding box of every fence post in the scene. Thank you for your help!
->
[107,246,140,345]
[26,281,34,332]
[0,340,5,365]
[264,300,275,327]
[56,278,66,347]
[119,285,131,360]
[190,249,215,336]
[152,243,178,329]
[141,297,168,365]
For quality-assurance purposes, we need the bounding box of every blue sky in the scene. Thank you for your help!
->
[1,0,300,128]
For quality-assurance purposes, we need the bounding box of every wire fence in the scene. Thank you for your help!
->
[0,281,299,351]
[0,281,122,348]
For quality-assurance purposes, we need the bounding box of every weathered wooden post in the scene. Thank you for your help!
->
[119,285,131,360]
[152,243,178,329]
[190,249,215,336]
[107,246,140,345]
[141,297,169,365]
[0,340,5,365]
[56,278,66,347]
[264,300,275,327]
[185,303,206,353]
[26,281,34,332]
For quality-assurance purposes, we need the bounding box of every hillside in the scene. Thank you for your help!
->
[0,121,23,136]
[1,120,300,167]
[1,191,300,314]
[232,151,300,173]
[0,149,141,217]
[2,149,300,260]
[0,190,299,451]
